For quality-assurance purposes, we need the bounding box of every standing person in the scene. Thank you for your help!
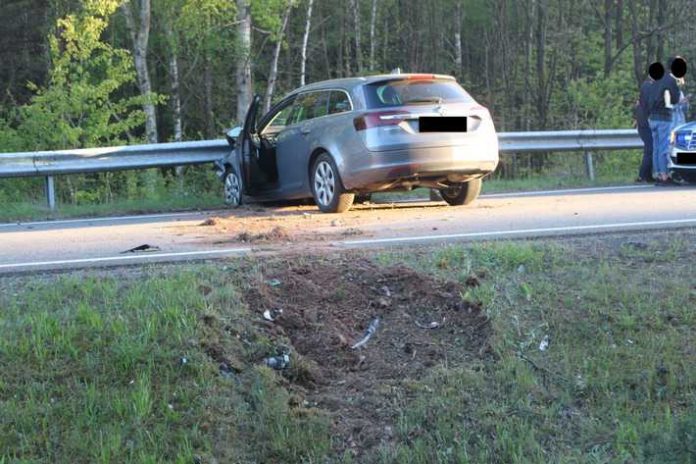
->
[635,70,655,182]
[669,56,689,130]
[647,61,680,185]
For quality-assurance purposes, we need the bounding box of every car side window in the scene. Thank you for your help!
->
[289,91,331,125]
[263,101,295,133]
[328,91,351,114]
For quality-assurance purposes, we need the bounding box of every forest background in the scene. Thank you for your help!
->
[1,0,696,214]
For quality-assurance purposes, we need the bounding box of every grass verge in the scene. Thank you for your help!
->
[1,230,694,463]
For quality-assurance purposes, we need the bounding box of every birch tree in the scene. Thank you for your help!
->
[264,2,292,112]
[120,0,158,143]
[236,0,252,123]
[300,0,314,86]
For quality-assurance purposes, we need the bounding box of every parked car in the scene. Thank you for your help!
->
[216,72,499,213]
[670,121,696,183]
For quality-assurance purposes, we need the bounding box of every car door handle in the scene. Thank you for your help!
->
[300,128,311,135]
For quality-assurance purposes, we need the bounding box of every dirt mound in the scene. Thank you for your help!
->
[242,257,492,457]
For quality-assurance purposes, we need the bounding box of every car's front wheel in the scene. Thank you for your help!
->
[439,178,482,206]
[223,166,243,207]
[311,153,354,213]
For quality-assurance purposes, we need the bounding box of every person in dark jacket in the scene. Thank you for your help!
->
[647,61,680,185]
[635,68,656,182]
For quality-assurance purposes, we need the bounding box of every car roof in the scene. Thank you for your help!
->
[287,73,457,95]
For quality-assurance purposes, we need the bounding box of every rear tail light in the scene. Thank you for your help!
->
[353,110,411,131]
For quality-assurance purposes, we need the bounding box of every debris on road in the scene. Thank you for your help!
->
[539,334,550,351]
[199,217,219,226]
[121,244,161,254]
[351,317,380,350]
[266,278,282,287]
[263,308,283,321]
[331,219,344,227]
[415,318,444,329]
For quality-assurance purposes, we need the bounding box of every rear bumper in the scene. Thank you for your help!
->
[341,143,499,191]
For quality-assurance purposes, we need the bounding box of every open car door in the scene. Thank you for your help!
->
[239,94,261,191]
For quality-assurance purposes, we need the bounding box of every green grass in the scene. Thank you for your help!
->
[1,233,694,463]
[375,237,696,463]
[0,266,331,463]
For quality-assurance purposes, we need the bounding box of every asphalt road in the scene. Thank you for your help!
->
[2,184,696,273]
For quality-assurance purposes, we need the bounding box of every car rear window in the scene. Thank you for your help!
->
[363,78,473,109]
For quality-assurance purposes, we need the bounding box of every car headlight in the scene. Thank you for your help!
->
[670,131,676,145]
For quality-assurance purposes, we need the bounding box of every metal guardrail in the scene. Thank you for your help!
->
[0,129,643,210]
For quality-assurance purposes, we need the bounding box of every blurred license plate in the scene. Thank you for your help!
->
[676,152,696,165]
[419,116,467,132]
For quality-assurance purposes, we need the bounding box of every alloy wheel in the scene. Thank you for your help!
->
[314,160,336,206]
[224,170,242,206]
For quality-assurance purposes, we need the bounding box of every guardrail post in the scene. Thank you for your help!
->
[584,151,595,181]
[44,176,56,210]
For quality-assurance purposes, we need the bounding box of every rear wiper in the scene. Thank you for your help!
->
[403,97,443,105]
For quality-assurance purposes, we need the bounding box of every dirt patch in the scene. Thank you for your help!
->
[235,226,291,243]
[239,257,492,458]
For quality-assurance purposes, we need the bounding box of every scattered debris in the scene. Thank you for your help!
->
[303,212,311,218]
[331,219,344,227]
[377,297,391,308]
[266,278,282,287]
[623,240,649,250]
[121,244,161,254]
[264,353,291,370]
[236,226,290,243]
[199,217,219,226]
[178,356,189,366]
[465,275,481,287]
[517,264,526,274]
[219,362,235,379]
[263,308,283,321]
[380,285,392,297]
[539,334,550,351]
[351,317,380,349]
[415,318,443,329]
[341,228,363,236]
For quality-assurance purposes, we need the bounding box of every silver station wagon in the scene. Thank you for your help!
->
[670,121,696,183]
[217,72,499,213]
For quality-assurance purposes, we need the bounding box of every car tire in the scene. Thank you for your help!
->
[223,166,243,207]
[311,153,354,213]
[439,178,482,206]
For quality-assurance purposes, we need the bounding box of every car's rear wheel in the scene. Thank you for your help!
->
[311,153,354,213]
[439,178,482,206]
[223,166,243,207]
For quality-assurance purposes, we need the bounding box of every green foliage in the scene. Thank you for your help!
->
[17,1,153,151]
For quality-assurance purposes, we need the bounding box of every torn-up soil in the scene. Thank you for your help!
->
[237,257,492,458]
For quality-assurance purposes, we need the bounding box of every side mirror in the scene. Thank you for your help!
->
[225,126,242,148]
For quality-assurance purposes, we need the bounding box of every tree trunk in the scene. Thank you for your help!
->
[454,1,462,78]
[235,0,252,124]
[615,0,623,51]
[369,0,377,71]
[300,0,314,86]
[265,4,291,112]
[535,0,547,129]
[351,0,362,72]
[629,0,643,86]
[166,28,182,142]
[120,0,157,143]
[603,0,613,76]
[204,54,214,138]
[655,0,665,62]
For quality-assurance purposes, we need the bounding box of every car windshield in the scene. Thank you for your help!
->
[364,79,473,108]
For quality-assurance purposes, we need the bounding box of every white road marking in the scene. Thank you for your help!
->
[0,211,211,229]
[0,247,251,270]
[341,218,696,246]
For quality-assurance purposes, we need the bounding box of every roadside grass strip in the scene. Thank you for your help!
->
[1,231,695,463]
